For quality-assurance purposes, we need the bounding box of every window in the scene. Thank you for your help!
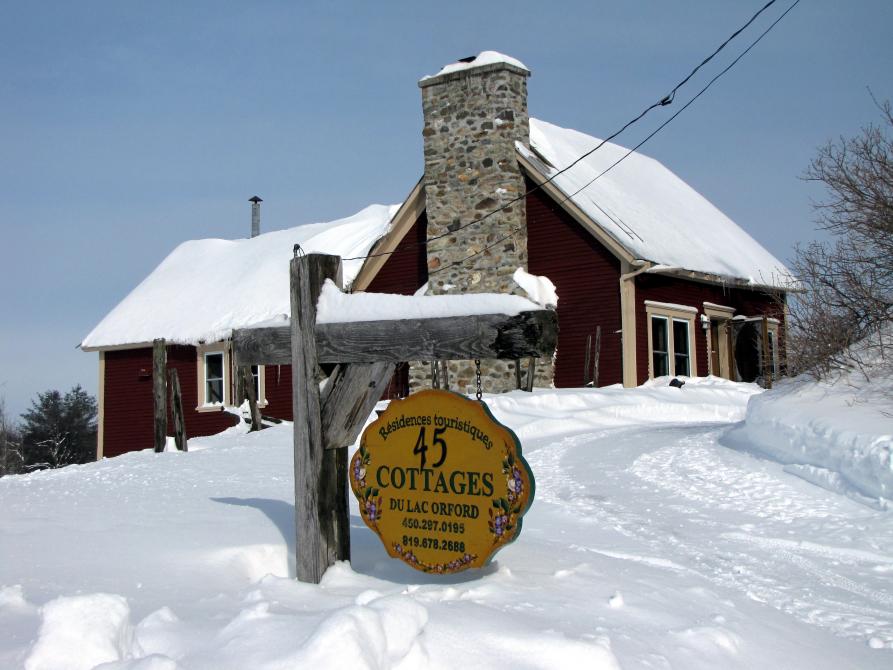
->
[204,352,225,405]
[645,301,698,379]
[651,316,670,377]
[673,318,690,376]
[196,344,266,410]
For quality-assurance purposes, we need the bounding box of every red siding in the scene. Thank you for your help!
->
[634,274,784,384]
[262,364,293,421]
[103,345,237,458]
[526,181,624,387]
[103,348,156,457]
[366,211,428,398]
[366,211,428,295]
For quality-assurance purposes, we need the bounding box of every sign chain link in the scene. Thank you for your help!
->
[474,359,483,402]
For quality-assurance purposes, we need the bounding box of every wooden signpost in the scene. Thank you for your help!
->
[232,251,557,583]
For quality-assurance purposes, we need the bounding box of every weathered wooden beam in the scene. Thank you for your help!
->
[152,339,167,453]
[320,362,393,451]
[168,368,187,452]
[291,253,341,584]
[233,309,558,366]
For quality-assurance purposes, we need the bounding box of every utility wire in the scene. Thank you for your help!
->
[563,0,802,203]
[342,0,787,265]
[428,0,801,278]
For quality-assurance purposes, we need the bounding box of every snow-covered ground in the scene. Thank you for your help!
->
[1,379,891,669]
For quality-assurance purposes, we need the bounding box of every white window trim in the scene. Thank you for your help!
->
[702,302,735,315]
[197,345,229,411]
[195,343,268,411]
[703,303,735,378]
[646,304,698,379]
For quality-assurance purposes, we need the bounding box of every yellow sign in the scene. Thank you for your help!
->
[350,389,534,574]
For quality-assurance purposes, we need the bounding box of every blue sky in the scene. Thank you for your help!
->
[1,0,890,419]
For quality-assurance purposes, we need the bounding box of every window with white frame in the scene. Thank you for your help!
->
[646,301,697,379]
[204,352,226,405]
[651,316,670,377]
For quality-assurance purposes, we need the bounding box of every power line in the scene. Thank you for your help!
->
[564,0,802,203]
[427,0,801,278]
[343,0,790,267]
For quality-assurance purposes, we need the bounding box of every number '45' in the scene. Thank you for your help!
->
[413,427,447,469]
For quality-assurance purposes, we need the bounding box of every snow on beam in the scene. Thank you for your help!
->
[233,309,558,366]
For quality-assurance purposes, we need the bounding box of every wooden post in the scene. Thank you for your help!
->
[238,366,263,431]
[440,360,450,391]
[168,368,187,452]
[761,316,773,389]
[152,339,167,453]
[291,252,341,584]
[430,361,440,389]
[727,321,737,382]
[514,359,523,389]
[525,357,537,392]
[583,334,592,386]
[593,326,601,387]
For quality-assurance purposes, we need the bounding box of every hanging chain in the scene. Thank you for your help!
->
[474,359,483,402]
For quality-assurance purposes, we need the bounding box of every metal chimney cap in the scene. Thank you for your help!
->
[249,195,263,203]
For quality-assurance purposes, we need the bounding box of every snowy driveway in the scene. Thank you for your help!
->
[1,382,890,669]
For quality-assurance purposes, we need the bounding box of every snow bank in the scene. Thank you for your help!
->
[2,383,890,667]
[726,371,893,506]
[25,594,133,670]
[486,376,760,443]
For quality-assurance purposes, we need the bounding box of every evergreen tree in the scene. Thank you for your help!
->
[20,385,97,469]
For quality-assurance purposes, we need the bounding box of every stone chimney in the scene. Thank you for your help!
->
[415,52,551,394]
[419,52,530,295]
[249,196,262,238]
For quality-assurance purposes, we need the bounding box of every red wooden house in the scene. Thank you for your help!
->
[82,52,793,459]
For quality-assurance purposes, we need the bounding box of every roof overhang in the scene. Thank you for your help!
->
[642,265,797,294]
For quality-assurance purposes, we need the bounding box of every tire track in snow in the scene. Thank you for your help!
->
[625,429,893,645]
[532,423,893,646]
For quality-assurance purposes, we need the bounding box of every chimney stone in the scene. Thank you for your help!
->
[413,53,553,395]
[419,54,530,297]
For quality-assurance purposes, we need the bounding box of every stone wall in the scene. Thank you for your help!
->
[412,56,554,394]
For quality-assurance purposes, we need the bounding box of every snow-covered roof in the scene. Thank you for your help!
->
[81,204,397,349]
[523,119,794,289]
